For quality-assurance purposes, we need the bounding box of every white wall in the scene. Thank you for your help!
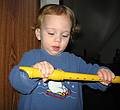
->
[41,0,59,7]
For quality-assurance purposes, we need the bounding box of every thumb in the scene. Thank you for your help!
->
[42,78,48,82]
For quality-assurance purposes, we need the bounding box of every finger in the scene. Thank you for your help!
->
[42,61,51,77]
[41,61,54,78]
[98,68,113,85]
[98,68,109,82]
[107,69,113,82]
[33,62,46,77]
[43,61,54,75]
[100,81,109,86]
[40,61,48,77]
[106,69,115,81]
[101,69,115,84]
[97,69,104,80]
[102,69,110,81]
[47,63,54,75]
[111,71,115,79]
[100,68,110,81]
[42,78,48,82]
[32,63,42,70]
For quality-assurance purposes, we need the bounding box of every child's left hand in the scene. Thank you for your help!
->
[97,68,115,86]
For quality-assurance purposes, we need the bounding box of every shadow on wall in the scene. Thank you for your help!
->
[64,0,120,64]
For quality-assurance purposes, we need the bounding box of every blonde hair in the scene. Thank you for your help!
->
[35,4,80,35]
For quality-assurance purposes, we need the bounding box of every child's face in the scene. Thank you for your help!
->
[36,14,72,56]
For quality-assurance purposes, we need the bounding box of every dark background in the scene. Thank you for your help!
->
[62,0,120,110]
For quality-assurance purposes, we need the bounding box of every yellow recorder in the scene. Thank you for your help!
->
[19,66,120,83]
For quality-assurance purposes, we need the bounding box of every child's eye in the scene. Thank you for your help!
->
[62,34,69,38]
[48,33,54,35]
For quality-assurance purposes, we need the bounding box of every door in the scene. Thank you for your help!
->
[0,0,39,109]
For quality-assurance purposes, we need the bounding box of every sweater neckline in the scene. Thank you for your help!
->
[40,49,63,57]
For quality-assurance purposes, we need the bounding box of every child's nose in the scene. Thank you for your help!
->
[55,36,62,42]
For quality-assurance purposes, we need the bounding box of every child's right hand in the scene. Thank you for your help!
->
[32,61,54,81]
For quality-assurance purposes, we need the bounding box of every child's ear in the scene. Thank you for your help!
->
[35,28,41,40]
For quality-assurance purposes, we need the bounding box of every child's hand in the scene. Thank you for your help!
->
[97,68,115,86]
[32,61,54,82]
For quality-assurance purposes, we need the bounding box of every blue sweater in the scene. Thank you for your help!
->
[9,49,107,110]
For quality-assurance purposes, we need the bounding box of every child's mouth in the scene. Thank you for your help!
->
[52,46,60,51]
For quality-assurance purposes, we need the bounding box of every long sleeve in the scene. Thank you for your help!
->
[65,53,108,91]
[9,50,41,94]
[76,56,108,91]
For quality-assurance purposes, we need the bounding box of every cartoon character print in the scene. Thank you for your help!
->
[46,81,71,99]
[37,80,78,100]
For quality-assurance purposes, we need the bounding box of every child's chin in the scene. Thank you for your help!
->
[51,51,62,56]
